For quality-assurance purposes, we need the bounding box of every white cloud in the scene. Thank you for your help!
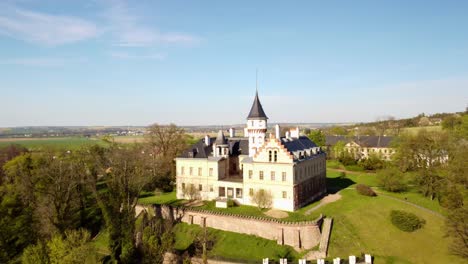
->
[104,0,199,47]
[0,7,99,46]
[109,51,166,60]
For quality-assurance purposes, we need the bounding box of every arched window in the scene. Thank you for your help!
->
[269,150,272,162]
[274,151,278,162]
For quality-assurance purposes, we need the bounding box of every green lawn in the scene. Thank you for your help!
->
[138,191,182,205]
[311,189,463,264]
[173,222,300,262]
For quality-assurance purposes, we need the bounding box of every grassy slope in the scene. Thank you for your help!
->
[317,189,461,264]
[173,223,300,262]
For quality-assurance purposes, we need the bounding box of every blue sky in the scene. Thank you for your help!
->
[1,0,467,127]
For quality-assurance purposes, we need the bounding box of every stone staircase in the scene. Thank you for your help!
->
[319,218,332,254]
[304,217,333,260]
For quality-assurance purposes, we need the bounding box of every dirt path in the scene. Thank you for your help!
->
[304,193,342,215]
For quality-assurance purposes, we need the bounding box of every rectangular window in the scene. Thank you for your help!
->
[282,172,286,182]
[181,166,185,175]
[271,171,275,181]
[236,188,243,198]
[199,184,203,191]
[209,185,213,192]
[227,188,234,198]
[198,167,202,176]
[189,167,193,176]
[209,168,213,176]
[249,188,254,196]
[282,191,287,198]
[248,170,253,179]
[219,187,226,197]
[182,183,185,189]
[259,171,264,180]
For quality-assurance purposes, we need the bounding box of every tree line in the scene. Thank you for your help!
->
[0,124,188,264]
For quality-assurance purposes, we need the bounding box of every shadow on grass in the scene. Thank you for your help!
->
[327,176,356,194]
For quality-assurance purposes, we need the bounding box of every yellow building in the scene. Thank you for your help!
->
[175,92,327,211]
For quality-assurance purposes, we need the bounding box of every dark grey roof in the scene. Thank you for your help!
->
[281,136,318,152]
[214,130,227,145]
[325,136,347,146]
[247,91,268,120]
[179,137,249,158]
[325,135,394,148]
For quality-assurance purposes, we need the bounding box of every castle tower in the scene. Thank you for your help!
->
[213,130,229,158]
[244,91,268,156]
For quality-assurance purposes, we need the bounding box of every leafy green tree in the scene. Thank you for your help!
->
[393,130,449,200]
[328,126,348,136]
[21,242,49,264]
[21,229,97,264]
[47,229,98,264]
[359,153,386,171]
[441,114,462,130]
[377,167,407,192]
[307,130,325,146]
[446,206,468,258]
[4,151,88,236]
[330,140,346,160]
[0,185,36,263]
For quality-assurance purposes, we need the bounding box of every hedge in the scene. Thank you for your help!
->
[355,184,377,197]
[390,210,426,232]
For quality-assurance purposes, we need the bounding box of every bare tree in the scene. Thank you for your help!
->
[250,189,273,209]
[182,184,200,201]
[145,124,189,179]
[88,143,155,263]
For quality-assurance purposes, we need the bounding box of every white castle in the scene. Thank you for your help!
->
[175,92,326,211]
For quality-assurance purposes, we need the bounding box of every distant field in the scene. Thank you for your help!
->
[0,137,105,149]
[402,125,441,134]
[112,135,146,143]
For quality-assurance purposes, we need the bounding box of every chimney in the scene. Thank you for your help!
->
[204,135,211,146]
[290,127,299,139]
[275,124,280,139]
[229,128,235,138]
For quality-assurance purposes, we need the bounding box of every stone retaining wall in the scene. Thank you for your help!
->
[154,205,323,250]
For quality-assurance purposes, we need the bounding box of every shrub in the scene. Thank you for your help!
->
[377,167,407,192]
[390,210,426,232]
[227,199,235,208]
[339,171,346,178]
[355,184,376,197]
[359,154,387,171]
[339,153,358,166]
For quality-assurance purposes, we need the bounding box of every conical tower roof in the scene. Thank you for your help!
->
[247,91,268,119]
[214,130,227,145]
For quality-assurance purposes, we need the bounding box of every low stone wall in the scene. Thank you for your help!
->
[154,205,323,250]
